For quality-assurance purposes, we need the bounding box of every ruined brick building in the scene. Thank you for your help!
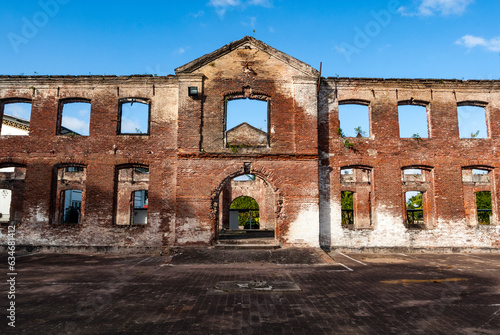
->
[1,36,499,251]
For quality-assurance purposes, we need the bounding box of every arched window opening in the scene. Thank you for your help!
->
[398,104,429,138]
[457,105,487,138]
[338,103,370,138]
[230,196,260,229]
[341,191,354,226]
[0,189,12,225]
[226,98,268,147]
[59,101,91,136]
[1,102,32,136]
[119,99,150,135]
[476,191,492,225]
[61,189,82,224]
[405,191,423,226]
[132,190,148,225]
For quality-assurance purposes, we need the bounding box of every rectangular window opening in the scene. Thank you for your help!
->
[226,98,268,147]
[476,191,492,225]
[398,105,429,138]
[60,102,91,136]
[119,100,150,135]
[458,105,488,139]
[339,103,370,138]
[1,102,32,136]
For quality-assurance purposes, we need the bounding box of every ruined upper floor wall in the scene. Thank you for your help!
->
[319,77,500,152]
[0,75,180,158]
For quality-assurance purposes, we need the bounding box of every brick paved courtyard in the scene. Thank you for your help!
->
[1,249,500,334]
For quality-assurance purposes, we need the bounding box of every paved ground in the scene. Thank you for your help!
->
[1,248,500,334]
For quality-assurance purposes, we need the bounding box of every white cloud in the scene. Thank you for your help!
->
[248,0,272,7]
[208,0,272,17]
[3,104,31,120]
[398,0,474,16]
[241,16,257,28]
[455,34,500,52]
[78,108,90,117]
[208,0,240,7]
[62,116,89,135]
[120,118,142,133]
[189,10,205,18]
[174,46,190,55]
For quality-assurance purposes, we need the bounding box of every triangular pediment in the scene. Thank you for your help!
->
[226,122,268,147]
[175,36,318,77]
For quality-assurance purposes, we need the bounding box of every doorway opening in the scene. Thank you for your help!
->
[215,173,277,243]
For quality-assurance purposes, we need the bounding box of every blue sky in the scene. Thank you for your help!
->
[1,0,499,80]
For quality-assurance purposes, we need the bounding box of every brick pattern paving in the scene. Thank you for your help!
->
[1,250,500,334]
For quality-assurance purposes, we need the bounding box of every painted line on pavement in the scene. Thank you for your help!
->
[337,252,368,266]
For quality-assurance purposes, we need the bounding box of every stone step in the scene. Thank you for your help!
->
[214,243,281,250]
[217,238,278,245]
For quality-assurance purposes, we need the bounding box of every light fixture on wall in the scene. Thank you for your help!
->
[188,86,198,97]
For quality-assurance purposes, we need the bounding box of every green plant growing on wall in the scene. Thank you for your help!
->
[337,127,355,149]
[471,130,480,138]
[229,144,238,153]
[412,133,421,139]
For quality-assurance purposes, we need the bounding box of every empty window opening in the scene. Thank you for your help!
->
[132,190,148,225]
[338,103,370,137]
[115,166,149,226]
[226,98,268,147]
[53,165,86,225]
[1,102,32,136]
[230,196,260,229]
[457,105,487,138]
[119,99,150,134]
[398,104,428,138]
[341,169,353,175]
[0,189,12,225]
[476,191,492,225]
[0,166,26,226]
[59,101,91,136]
[341,191,354,226]
[61,189,82,224]
[406,191,423,225]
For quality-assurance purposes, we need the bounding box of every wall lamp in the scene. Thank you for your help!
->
[188,86,198,97]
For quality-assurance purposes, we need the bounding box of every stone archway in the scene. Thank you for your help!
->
[211,170,282,243]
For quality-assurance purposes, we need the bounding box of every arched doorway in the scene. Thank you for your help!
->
[213,172,279,243]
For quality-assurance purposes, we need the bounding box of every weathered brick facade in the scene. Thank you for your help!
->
[0,36,499,251]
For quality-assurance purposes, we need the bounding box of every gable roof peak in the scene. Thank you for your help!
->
[175,36,318,77]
